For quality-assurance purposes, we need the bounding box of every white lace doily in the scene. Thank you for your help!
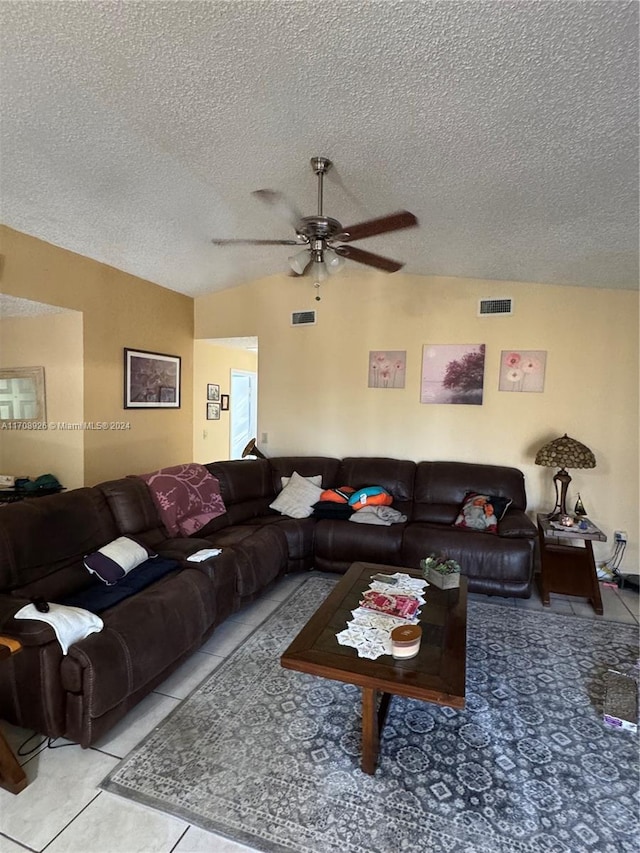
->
[335,572,428,659]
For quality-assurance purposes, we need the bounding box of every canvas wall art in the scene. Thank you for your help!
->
[421,344,486,405]
[368,351,406,388]
[499,350,547,392]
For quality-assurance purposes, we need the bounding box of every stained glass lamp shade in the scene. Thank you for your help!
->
[535,434,596,519]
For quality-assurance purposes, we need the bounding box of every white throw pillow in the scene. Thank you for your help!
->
[84,536,155,585]
[281,474,322,488]
[270,471,323,519]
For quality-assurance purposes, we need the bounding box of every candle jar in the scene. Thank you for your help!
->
[391,624,422,659]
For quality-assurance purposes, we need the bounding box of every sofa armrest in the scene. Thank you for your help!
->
[0,595,58,646]
[499,510,537,539]
[0,595,29,628]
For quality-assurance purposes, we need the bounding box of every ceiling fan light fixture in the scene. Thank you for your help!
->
[323,247,345,274]
[311,260,329,283]
[288,249,310,275]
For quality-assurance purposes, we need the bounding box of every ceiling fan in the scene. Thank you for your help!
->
[211,156,418,300]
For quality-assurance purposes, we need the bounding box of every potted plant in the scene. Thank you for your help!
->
[420,554,462,589]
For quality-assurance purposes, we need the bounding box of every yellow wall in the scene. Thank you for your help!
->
[0,311,85,489]
[193,340,258,463]
[195,270,639,571]
[0,227,194,485]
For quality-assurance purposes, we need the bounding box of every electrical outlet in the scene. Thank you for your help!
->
[261,432,268,444]
[614,530,628,543]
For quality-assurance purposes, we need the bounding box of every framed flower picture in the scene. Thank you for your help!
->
[368,351,406,388]
[499,350,547,392]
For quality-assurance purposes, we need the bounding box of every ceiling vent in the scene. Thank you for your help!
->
[478,298,513,317]
[291,310,317,326]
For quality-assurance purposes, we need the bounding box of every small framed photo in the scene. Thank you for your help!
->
[207,402,220,420]
[207,383,220,402]
[124,348,181,409]
[220,394,229,411]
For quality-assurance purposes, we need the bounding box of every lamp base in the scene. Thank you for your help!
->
[546,468,572,519]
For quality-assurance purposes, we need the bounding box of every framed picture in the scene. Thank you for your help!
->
[421,344,486,405]
[0,366,46,422]
[207,383,220,402]
[220,394,230,411]
[498,350,547,392]
[368,351,406,388]
[124,349,181,409]
[207,402,220,420]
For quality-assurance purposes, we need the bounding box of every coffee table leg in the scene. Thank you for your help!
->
[0,729,27,794]
[361,687,379,775]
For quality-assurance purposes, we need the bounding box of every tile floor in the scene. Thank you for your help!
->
[0,572,637,853]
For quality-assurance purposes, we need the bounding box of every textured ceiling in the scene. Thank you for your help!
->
[0,294,72,318]
[1,0,637,297]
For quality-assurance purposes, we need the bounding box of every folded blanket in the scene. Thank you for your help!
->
[349,505,408,526]
[14,603,104,655]
[138,463,226,536]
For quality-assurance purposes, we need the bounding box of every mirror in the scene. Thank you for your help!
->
[0,367,46,421]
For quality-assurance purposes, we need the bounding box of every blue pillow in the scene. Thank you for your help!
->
[348,486,393,511]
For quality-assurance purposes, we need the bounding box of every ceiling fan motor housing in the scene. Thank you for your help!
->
[296,216,343,241]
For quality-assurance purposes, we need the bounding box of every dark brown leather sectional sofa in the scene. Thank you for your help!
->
[0,455,537,747]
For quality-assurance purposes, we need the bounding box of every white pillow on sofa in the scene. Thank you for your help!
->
[281,474,322,488]
[270,471,323,519]
[84,536,156,585]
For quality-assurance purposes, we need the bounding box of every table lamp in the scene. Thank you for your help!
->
[535,434,596,519]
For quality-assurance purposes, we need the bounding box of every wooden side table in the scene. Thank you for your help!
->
[0,636,28,794]
[537,514,606,615]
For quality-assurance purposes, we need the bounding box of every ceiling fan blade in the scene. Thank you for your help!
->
[211,238,301,246]
[335,244,404,272]
[336,210,418,243]
[252,189,303,230]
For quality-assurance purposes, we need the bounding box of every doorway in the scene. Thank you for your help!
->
[230,369,258,459]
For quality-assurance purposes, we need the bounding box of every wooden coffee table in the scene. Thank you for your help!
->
[280,561,467,774]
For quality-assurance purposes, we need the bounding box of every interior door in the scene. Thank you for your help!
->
[230,370,257,459]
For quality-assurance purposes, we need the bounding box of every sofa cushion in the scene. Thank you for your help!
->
[453,492,512,534]
[314,518,404,568]
[0,488,118,592]
[269,471,323,519]
[414,461,527,517]
[98,477,165,543]
[84,536,157,585]
[268,457,341,491]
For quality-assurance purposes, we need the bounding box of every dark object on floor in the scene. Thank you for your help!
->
[617,573,640,592]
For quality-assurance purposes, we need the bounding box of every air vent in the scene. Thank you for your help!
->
[291,310,317,326]
[478,298,513,316]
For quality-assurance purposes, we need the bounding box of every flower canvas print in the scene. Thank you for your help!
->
[421,344,485,405]
[368,351,406,388]
[499,350,547,392]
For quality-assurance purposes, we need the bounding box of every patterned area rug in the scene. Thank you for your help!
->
[102,578,639,853]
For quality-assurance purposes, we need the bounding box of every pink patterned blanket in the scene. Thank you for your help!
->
[138,463,226,537]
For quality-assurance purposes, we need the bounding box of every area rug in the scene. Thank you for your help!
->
[102,578,639,853]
